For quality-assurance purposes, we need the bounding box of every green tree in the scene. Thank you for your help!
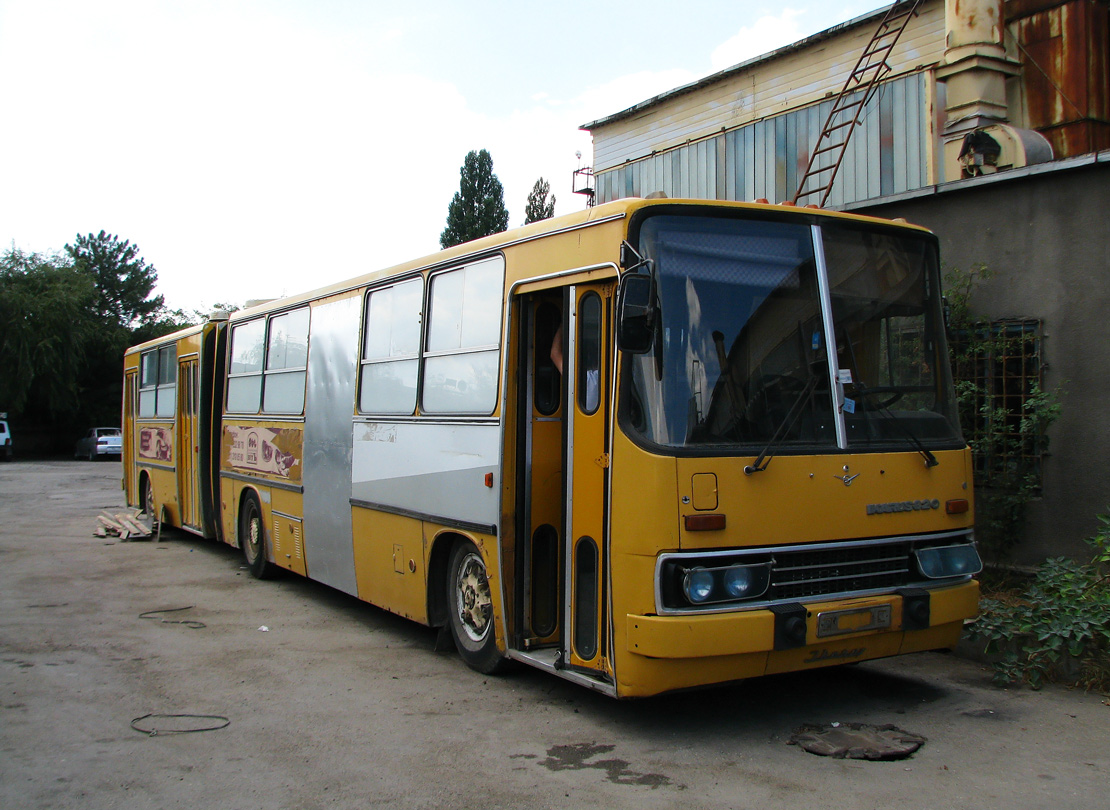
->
[66,230,164,328]
[65,231,174,429]
[0,249,96,420]
[1,236,181,450]
[440,150,509,249]
[524,177,556,224]
[128,304,196,347]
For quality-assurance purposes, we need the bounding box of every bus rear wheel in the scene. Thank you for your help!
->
[447,540,506,674]
[140,474,154,519]
[240,493,277,580]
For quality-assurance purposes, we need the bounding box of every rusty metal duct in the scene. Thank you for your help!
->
[1008,0,1110,159]
[937,0,1052,179]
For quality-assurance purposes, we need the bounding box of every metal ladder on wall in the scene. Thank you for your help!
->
[792,0,924,207]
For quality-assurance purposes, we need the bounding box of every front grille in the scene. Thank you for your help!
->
[656,530,975,613]
[768,541,912,601]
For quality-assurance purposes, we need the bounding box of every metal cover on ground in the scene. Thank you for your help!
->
[789,723,926,760]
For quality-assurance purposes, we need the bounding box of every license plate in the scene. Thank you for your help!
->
[816,604,892,638]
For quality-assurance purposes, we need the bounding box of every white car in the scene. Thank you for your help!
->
[74,427,122,460]
[0,418,11,461]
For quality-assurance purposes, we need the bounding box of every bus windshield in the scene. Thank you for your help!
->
[623,214,962,453]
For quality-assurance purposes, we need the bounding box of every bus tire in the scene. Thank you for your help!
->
[140,474,154,519]
[240,493,277,580]
[447,540,506,674]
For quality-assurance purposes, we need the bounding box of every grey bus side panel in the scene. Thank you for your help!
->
[302,296,361,595]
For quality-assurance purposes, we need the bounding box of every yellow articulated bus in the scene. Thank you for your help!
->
[123,198,980,698]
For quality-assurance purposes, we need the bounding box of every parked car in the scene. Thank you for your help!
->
[0,417,11,461]
[74,427,122,460]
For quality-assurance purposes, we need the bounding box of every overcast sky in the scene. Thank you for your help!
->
[0,0,887,313]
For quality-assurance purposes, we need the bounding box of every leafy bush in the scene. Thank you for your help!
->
[970,513,1110,690]
[965,382,1061,558]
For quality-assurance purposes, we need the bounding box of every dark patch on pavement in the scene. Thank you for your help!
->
[540,742,678,788]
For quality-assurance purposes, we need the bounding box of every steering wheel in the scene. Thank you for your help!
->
[850,385,904,410]
[745,374,809,428]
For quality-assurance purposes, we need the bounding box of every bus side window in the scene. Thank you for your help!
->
[534,302,561,415]
[360,278,423,415]
[423,259,503,415]
[139,345,177,418]
[263,308,310,414]
[138,350,159,417]
[578,293,602,415]
[227,319,265,413]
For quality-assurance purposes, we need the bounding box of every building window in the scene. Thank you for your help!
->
[139,345,176,418]
[227,308,310,415]
[951,319,1045,484]
[360,277,423,414]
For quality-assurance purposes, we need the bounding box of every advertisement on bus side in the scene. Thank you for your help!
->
[222,426,302,481]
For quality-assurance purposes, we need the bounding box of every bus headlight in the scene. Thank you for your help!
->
[683,569,715,603]
[679,562,771,606]
[723,566,757,598]
[913,544,982,579]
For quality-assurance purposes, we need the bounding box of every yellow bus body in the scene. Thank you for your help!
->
[123,198,978,697]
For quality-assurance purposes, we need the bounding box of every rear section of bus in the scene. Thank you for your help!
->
[123,318,226,538]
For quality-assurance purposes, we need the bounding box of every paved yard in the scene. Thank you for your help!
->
[1,460,1106,809]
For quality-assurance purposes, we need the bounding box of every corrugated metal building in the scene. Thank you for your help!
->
[582,0,1110,565]
[584,0,1108,208]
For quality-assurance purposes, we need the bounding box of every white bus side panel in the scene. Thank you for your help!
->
[351,421,500,530]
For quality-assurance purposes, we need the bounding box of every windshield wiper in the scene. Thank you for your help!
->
[744,374,819,475]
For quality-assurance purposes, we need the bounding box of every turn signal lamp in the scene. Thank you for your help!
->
[684,513,726,531]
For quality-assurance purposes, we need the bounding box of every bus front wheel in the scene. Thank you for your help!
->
[240,493,277,580]
[447,540,506,674]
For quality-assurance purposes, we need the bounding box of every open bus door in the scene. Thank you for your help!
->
[176,357,202,532]
[123,370,137,503]
[513,281,613,683]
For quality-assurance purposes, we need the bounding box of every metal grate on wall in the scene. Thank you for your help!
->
[593,72,929,208]
[950,319,1046,485]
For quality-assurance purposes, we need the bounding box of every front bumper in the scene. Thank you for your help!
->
[617,580,979,696]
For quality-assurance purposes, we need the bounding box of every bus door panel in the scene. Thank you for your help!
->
[517,295,563,648]
[123,371,137,506]
[177,359,201,530]
[564,283,612,674]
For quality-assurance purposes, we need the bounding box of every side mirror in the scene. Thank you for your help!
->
[617,274,656,353]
